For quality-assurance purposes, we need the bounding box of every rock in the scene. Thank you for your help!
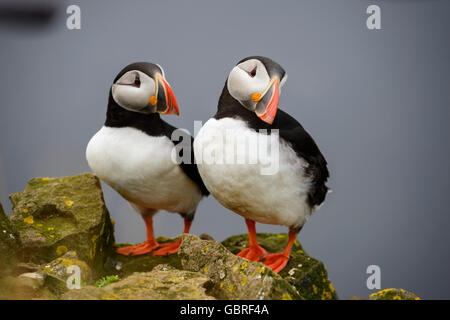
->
[38,251,92,295]
[62,264,214,300]
[40,251,92,283]
[0,275,55,300]
[199,233,215,241]
[369,288,420,300]
[179,234,303,300]
[0,203,20,274]
[18,272,45,288]
[222,233,338,300]
[9,173,114,275]
[348,296,366,300]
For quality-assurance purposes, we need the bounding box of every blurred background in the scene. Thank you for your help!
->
[1,0,449,299]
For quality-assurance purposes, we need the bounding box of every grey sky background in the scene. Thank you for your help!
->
[1,0,449,299]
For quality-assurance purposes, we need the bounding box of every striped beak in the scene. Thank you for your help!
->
[149,73,179,116]
[254,77,279,124]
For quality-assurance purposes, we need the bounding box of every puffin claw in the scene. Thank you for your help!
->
[151,239,182,256]
[262,253,289,273]
[115,241,159,256]
[237,245,268,262]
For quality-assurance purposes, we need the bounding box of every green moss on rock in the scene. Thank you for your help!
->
[102,238,182,278]
[0,203,20,275]
[62,264,214,300]
[222,233,338,300]
[369,288,420,300]
[9,173,114,275]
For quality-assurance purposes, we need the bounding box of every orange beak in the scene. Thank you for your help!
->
[255,78,279,124]
[151,73,179,116]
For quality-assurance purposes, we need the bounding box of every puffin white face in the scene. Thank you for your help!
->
[111,63,179,116]
[227,59,270,108]
[227,58,287,124]
[112,70,156,113]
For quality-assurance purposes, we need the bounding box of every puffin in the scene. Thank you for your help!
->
[86,62,209,256]
[194,56,329,273]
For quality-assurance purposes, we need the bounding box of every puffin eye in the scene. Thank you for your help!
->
[249,67,257,78]
[133,74,141,87]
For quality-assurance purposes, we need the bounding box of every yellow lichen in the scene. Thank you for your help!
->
[282,293,292,300]
[241,276,248,286]
[90,233,101,260]
[41,177,55,181]
[23,208,29,214]
[321,290,333,300]
[257,266,266,274]
[276,234,286,239]
[329,282,335,293]
[23,215,34,224]
[241,261,248,270]
[167,276,184,282]
[65,200,74,207]
[228,284,234,293]
[57,258,75,267]
[48,227,54,231]
[371,288,395,297]
[56,245,68,256]
[312,284,318,294]
[101,292,119,300]
[201,245,209,254]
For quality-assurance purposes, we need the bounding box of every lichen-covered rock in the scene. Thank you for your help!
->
[369,288,420,300]
[0,203,20,274]
[39,251,92,295]
[9,173,114,274]
[40,251,91,282]
[179,234,303,300]
[222,233,338,300]
[62,264,215,300]
[348,296,366,300]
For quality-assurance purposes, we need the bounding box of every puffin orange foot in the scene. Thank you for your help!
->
[151,239,182,256]
[237,245,268,262]
[262,253,289,273]
[115,241,159,256]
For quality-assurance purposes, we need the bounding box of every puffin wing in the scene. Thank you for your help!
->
[161,121,210,196]
[275,109,329,207]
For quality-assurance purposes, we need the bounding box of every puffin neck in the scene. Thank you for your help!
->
[105,93,165,136]
[215,84,274,131]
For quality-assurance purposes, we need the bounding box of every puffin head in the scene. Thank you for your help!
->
[111,62,179,116]
[227,56,287,125]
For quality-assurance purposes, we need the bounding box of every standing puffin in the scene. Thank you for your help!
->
[86,62,209,256]
[194,56,329,272]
